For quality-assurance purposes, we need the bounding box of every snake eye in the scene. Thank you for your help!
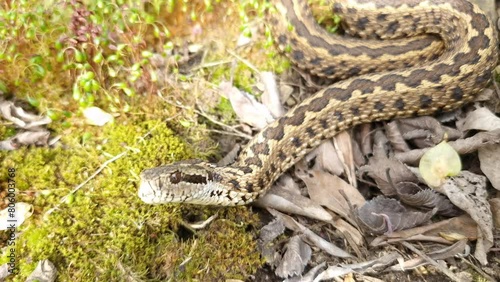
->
[169,171,182,184]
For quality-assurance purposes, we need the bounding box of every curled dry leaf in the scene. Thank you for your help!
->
[333,131,357,186]
[385,121,410,152]
[354,197,437,235]
[438,171,492,265]
[459,107,500,132]
[303,141,344,176]
[370,214,478,247]
[260,71,285,118]
[395,182,459,216]
[397,116,460,147]
[275,235,312,278]
[255,185,333,222]
[258,218,286,267]
[478,144,500,190]
[220,81,274,129]
[359,132,418,196]
[25,260,57,282]
[295,165,365,220]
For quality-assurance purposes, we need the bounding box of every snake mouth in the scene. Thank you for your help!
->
[138,180,159,204]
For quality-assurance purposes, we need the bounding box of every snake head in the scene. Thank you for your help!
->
[138,160,254,206]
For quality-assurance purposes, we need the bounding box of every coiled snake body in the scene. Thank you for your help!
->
[139,0,498,206]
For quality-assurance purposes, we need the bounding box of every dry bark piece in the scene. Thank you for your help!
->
[489,198,500,228]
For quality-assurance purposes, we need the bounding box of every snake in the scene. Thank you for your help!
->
[138,0,498,206]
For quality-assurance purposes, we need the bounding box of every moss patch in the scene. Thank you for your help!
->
[0,119,261,280]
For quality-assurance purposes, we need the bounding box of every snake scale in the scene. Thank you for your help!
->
[139,0,498,205]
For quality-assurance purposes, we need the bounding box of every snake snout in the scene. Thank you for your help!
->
[138,179,158,204]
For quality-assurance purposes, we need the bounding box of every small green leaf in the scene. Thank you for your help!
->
[93,52,104,64]
[27,97,40,108]
[74,50,85,63]
[65,193,75,205]
[46,110,60,121]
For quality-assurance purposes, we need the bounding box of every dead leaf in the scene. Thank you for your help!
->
[437,171,493,265]
[489,198,500,228]
[371,215,478,247]
[478,144,500,190]
[397,116,460,148]
[385,121,410,152]
[260,71,285,118]
[303,141,344,176]
[395,182,459,216]
[255,186,333,222]
[258,218,285,267]
[334,132,356,186]
[360,132,418,196]
[353,197,437,235]
[220,81,274,129]
[295,165,365,220]
[260,217,286,243]
[275,235,311,278]
[459,107,500,132]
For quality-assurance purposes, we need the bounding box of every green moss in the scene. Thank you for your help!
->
[0,120,261,281]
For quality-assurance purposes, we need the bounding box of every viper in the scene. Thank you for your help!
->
[138,0,498,206]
